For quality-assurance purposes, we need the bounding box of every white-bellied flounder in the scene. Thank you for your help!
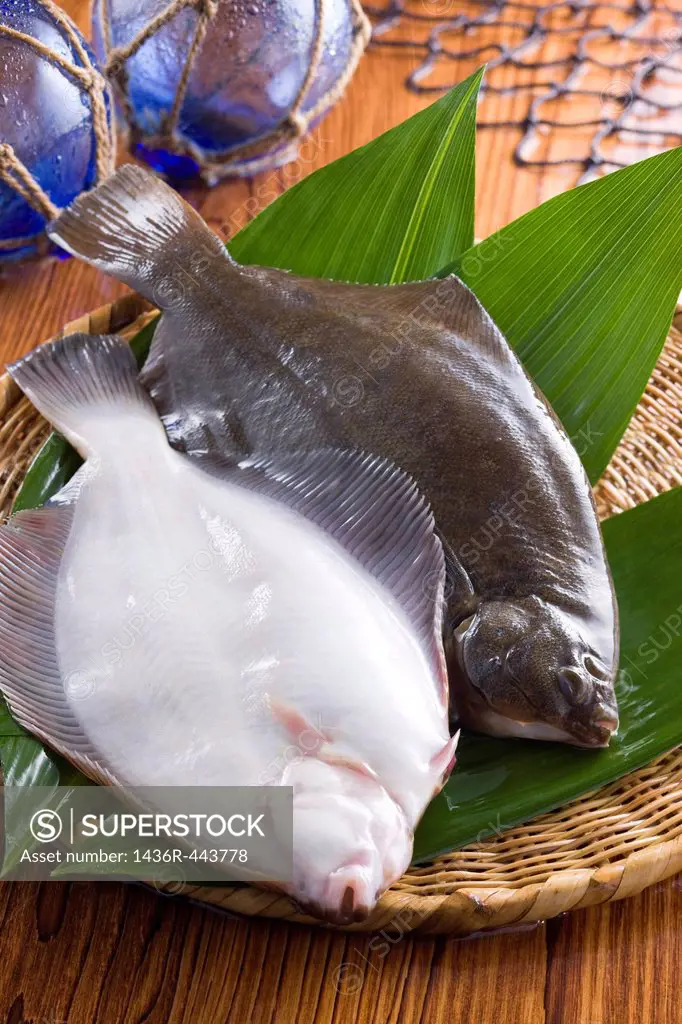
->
[0,333,457,923]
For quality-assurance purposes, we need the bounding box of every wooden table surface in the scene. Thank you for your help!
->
[1,3,681,1021]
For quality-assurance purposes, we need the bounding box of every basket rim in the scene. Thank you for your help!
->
[1,292,681,936]
[175,820,682,934]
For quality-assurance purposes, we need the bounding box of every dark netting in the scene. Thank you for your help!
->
[366,1,682,182]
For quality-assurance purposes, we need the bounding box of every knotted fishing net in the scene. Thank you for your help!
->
[367,0,682,183]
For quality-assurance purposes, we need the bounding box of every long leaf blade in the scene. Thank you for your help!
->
[0,731,62,874]
[453,147,682,482]
[228,69,482,283]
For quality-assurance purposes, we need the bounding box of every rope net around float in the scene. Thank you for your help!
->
[366,0,682,184]
[97,0,372,183]
[0,0,114,253]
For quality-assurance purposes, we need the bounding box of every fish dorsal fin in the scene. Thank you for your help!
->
[298,271,516,369]
[205,449,447,690]
[402,274,514,366]
[0,505,116,786]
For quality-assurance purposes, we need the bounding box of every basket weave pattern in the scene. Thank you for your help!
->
[1,297,681,935]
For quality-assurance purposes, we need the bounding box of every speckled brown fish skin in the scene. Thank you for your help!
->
[49,166,620,748]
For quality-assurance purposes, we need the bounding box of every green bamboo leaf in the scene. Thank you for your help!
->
[0,698,23,739]
[0,740,89,876]
[414,487,682,861]
[0,735,59,787]
[452,147,682,482]
[12,433,81,513]
[0,577,64,865]
[228,69,482,283]
[0,729,62,874]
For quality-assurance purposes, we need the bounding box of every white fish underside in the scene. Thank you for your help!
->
[0,333,454,921]
[60,411,448,822]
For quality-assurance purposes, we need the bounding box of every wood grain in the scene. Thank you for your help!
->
[0,2,680,1021]
[2,877,682,1022]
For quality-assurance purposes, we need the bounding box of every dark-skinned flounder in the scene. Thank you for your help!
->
[49,166,620,748]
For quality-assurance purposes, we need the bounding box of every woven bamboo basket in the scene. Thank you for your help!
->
[1,294,681,936]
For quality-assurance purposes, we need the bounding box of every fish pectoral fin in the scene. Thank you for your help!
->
[316,752,379,783]
[206,448,448,694]
[429,730,460,792]
[441,546,477,695]
[0,505,115,786]
[268,697,331,754]
[444,547,476,611]
[267,700,381,783]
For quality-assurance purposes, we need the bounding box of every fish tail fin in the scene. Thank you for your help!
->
[8,333,159,458]
[47,165,230,306]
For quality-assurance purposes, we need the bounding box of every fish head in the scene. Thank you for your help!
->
[283,758,412,925]
[451,597,619,747]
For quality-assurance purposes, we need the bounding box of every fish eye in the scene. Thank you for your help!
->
[558,667,590,705]
[453,614,476,643]
[583,654,610,681]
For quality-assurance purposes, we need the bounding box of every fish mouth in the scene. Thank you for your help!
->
[324,867,377,924]
[481,648,619,748]
[294,878,377,926]
[455,685,619,748]
[566,706,619,748]
[288,863,382,925]
[530,699,619,748]
[475,709,578,744]
[475,709,618,747]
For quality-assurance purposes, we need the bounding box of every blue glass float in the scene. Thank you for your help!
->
[92,0,370,183]
[0,0,114,263]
